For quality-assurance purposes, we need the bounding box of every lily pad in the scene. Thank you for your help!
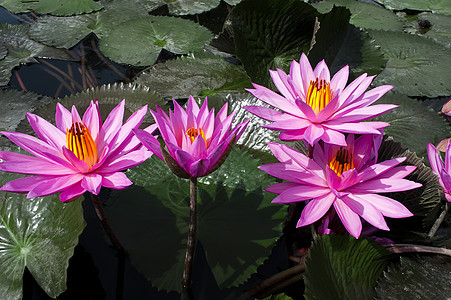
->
[372,92,451,158]
[106,149,285,292]
[0,44,7,60]
[99,16,214,66]
[0,24,73,86]
[369,29,451,97]
[308,6,385,77]
[374,0,451,16]
[133,52,251,99]
[402,12,451,48]
[133,0,221,15]
[375,256,451,299]
[0,148,86,299]
[231,0,318,87]
[304,234,389,300]
[29,0,150,49]
[0,0,103,16]
[312,0,404,31]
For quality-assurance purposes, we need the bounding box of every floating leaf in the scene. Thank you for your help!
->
[106,149,285,292]
[0,148,86,299]
[29,1,149,49]
[99,16,213,66]
[372,92,451,158]
[308,6,385,78]
[35,0,103,16]
[374,0,451,16]
[0,24,73,86]
[133,52,251,99]
[0,44,7,60]
[375,256,451,299]
[312,0,403,31]
[369,29,451,97]
[304,234,389,300]
[231,0,318,87]
[402,12,451,48]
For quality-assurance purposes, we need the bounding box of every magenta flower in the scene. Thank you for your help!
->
[260,134,421,238]
[441,99,451,116]
[134,96,250,178]
[428,141,451,202]
[0,100,154,202]
[245,53,397,146]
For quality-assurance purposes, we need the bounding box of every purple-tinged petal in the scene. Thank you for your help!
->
[186,95,200,116]
[297,193,335,227]
[295,98,317,121]
[197,97,210,126]
[330,65,349,96]
[188,133,208,160]
[55,103,72,131]
[329,104,397,123]
[0,176,44,193]
[189,158,212,178]
[353,193,413,218]
[340,75,374,107]
[264,182,299,194]
[70,105,82,123]
[151,110,177,146]
[440,169,451,192]
[215,102,229,125]
[59,182,85,202]
[377,165,417,179]
[336,73,367,108]
[246,84,300,113]
[350,178,422,193]
[243,106,287,122]
[323,121,383,135]
[445,142,451,173]
[83,100,101,141]
[338,168,359,190]
[299,53,315,93]
[62,147,89,173]
[357,157,406,182]
[263,118,311,131]
[174,148,195,176]
[0,156,76,175]
[428,143,443,175]
[133,128,163,160]
[98,148,152,173]
[320,129,347,146]
[316,95,339,122]
[28,174,84,198]
[354,85,393,108]
[279,129,305,141]
[81,173,103,195]
[334,198,362,238]
[102,172,132,190]
[100,100,125,146]
[313,59,330,82]
[276,185,330,203]
[259,163,319,185]
[289,59,304,97]
[270,69,295,101]
[27,113,66,151]
[303,123,325,146]
[342,194,389,231]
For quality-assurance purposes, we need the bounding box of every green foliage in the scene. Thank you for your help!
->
[106,149,285,292]
[374,0,451,15]
[402,12,451,48]
[0,0,103,16]
[0,152,85,299]
[304,234,390,300]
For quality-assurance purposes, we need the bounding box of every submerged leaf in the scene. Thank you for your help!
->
[0,150,85,299]
[304,234,389,300]
[106,149,285,292]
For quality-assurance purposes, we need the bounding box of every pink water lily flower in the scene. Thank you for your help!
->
[428,141,451,202]
[134,96,249,178]
[260,134,421,238]
[245,53,396,146]
[0,100,154,202]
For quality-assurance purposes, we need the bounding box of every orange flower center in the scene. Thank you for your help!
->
[306,78,331,115]
[185,127,207,147]
[67,122,98,168]
[329,147,354,177]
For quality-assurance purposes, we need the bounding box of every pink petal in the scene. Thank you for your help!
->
[186,96,200,116]
[98,148,152,173]
[174,147,195,175]
[357,157,406,182]
[297,193,335,227]
[330,104,397,123]
[377,165,417,179]
[313,59,330,82]
[100,100,125,146]
[246,84,300,113]
[275,185,331,204]
[330,65,349,96]
[323,121,382,135]
[189,158,212,177]
[353,193,413,218]
[289,59,304,97]
[263,118,311,131]
[349,178,422,193]
[244,106,287,122]
[342,194,389,231]
[299,53,315,94]
[258,163,318,185]
[303,123,325,146]
[320,129,347,146]
[0,156,76,175]
[82,100,101,141]
[270,69,295,101]
[81,173,103,195]
[26,113,66,151]
[62,147,89,173]
[428,143,443,175]
[0,176,45,193]
[279,129,306,141]
[101,172,132,190]
[215,102,229,124]
[133,128,163,160]
[264,182,299,194]
[59,182,85,202]
[28,174,84,198]
[55,103,72,131]
[336,73,367,108]
[333,198,362,238]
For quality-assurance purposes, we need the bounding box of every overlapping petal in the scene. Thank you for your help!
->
[245,53,395,146]
[260,135,420,238]
[0,100,153,202]
[427,141,451,201]
[134,96,249,178]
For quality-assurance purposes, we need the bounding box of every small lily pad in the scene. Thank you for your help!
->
[99,16,214,66]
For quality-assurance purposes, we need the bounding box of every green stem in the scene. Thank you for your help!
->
[183,178,198,288]
[90,193,125,253]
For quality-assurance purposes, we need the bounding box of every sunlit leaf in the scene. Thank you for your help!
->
[304,234,389,300]
[34,0,103,16]
[106,149,285,292]
[374,0,451,16]
[375,256,451,299]
[99,16,213,66]
[369,29,451,97]
[0,149,85,299]
[231,0,318,87]
[133,52,251,99]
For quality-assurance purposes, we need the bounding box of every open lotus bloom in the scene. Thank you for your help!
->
[260,134,422,238]
[0,100,154,202]
[245,53,397,146]
[428,141,451,202]
[134,96,250,178]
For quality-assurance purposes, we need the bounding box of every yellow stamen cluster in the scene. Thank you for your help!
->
[67,122,98,168]
[186,127,207,147]
[329,147,354,177]
[306,78,331,115]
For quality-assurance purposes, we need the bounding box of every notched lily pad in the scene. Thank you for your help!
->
[99,16,214,66]
[374,0,451,16]
[402,12,451,48]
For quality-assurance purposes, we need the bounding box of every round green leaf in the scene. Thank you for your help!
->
[33,0,103,16]
[0,149,86,299]
[99,16,214,66]
[304,234,389,300]
[231,0,318,87]
[166,0,220,15]
[369,29,451,97]
[106,149,285,292]
[133,52,251,99]
[375,256,451,299]
[29,1,150,49]
[402,12,451,48]
[374,0,451,16]
[0,0,36,14]
[312,0,404,31]
[372,92,451,158]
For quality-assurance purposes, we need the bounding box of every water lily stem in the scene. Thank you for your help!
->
[90,193,125,253]
[385,244,451,257]
[427,202,450,241]
[183,177,198,288]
